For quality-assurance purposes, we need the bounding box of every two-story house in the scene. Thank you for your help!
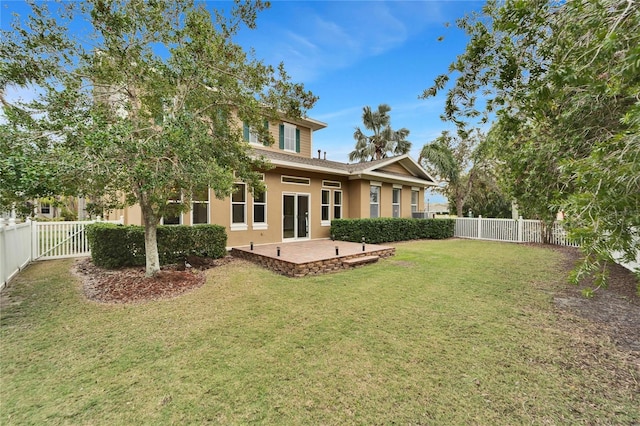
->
[107,115,438,247]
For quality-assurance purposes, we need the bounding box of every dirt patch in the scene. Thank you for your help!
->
[550,245,639,363]
[72,256,235,304]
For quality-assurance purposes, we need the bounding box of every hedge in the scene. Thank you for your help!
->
[86,223,227,269]
[330,218,454,244]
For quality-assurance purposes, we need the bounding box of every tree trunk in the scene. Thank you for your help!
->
[139,193,161,277]
[143,218,161,277]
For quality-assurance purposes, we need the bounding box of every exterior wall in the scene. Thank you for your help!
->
[246,119,313,159]
[107,175,427,247]
[222,167,349,247]
[350,181,424,219]
[348,180,368,218]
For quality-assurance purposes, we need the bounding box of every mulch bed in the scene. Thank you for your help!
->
[73,256,235,304]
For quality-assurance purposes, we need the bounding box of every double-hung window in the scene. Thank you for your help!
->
[253,188,267,230]
[243,121,269,146]
[192,187,209,224]
[231,183,247,231]
[392,187,401,218]
[283,123,296,152]
[321,189,331,226]
[411,189,419,213]
[279,123,300,153]
[163,190,182,225]
[321,181,343,226]
[370,185,380,218]
[334,191,342,219]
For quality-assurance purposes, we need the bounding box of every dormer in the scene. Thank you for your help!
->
[243,115,327,158]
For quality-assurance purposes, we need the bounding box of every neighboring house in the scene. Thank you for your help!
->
[33,197,88,221]
[106,115,438,247]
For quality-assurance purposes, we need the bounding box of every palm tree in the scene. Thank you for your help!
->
[418,131,474,217]
[348,104,411,162]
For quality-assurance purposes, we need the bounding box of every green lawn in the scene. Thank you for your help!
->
[1,239,638,424]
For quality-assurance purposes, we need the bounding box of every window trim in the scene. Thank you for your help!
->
[283,122,296,152]
[252,186,268,230]
[321,189,331,226]
[334,190,342,220]
[322,180,341,188]
[191,188,210,225]
[392,188,401,218]
[370,185,380,218]
[230,183,247,231]
[162,193,183,225]
[282,175,310,185]
[411,189,419,213]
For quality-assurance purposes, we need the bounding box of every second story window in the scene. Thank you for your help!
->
[244,121,268,146]
[279,123,300,153]
[284,123,296,151]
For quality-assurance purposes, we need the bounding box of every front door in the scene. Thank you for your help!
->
[283,193,310,240]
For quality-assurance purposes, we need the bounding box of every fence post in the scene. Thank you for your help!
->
[477,215,483,239]
[517,216,523,243]
[120,215,124,224]
[31,218,39,260]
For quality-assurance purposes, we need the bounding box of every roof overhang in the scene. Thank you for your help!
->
[288,116,327,131]
[267,158,350,176]
[350,154,438,185]
[349,171,438,187]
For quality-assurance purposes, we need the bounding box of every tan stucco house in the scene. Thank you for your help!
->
[107,115,438,247]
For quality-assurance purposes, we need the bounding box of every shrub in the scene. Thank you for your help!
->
[86,223,227,269]
[330,218,454,244]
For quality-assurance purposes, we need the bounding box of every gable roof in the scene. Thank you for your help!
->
[253,148,438,187]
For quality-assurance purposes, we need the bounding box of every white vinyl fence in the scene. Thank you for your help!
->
[454,216,580,247]
[0,221,32,290]
[454,216,640,273]
[1,217,123,289]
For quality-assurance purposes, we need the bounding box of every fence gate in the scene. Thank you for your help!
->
[34,221,92,260]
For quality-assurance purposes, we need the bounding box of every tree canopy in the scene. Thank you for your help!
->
[348,104,411,162]
[423,0,639,288]
[0,0,317,276]
[418,129,499,217]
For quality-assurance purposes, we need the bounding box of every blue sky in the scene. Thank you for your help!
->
[230,0,484,164]
[2,0,485,203]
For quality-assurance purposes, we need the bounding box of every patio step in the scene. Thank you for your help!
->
[342,255,379,267]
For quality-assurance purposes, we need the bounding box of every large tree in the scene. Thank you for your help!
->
[423,0,639,286]
[418,129,481,217]
[348,104,411,162]
[0,0,317,277]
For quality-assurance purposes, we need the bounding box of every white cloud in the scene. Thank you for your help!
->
[251,1,445,82]
[313,105,362,122]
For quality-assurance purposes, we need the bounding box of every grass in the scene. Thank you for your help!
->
[1,239,638,424]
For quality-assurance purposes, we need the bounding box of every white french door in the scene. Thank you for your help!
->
[282,193,310,240]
